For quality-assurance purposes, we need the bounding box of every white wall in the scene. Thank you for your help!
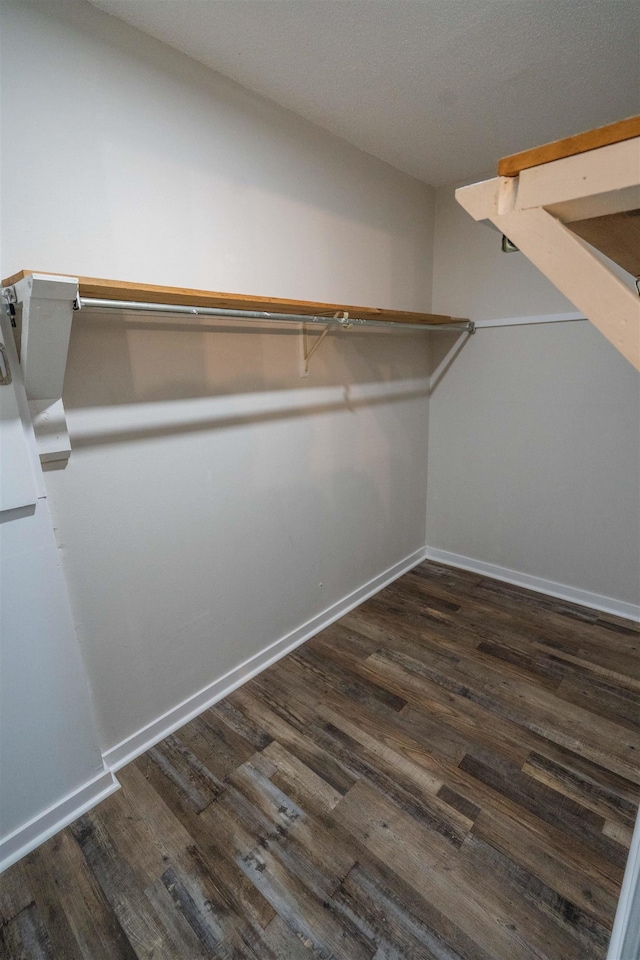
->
[1,1,435,754]
[0,1,432,309]
[428,180,640,609]
[0,310,110,870]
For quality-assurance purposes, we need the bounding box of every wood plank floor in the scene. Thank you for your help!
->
[2,561,639,959]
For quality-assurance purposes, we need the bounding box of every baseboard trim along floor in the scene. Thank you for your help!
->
[2,547,425,877]
[4,544,636,878]
[0,767,119,874]
[2,558,636,956]
[425,547,640,623]
[103,546,428,773]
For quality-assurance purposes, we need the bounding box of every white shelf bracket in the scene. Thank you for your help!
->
[300,320,336,377]
[456,152,640,371]
[5,273,78,463]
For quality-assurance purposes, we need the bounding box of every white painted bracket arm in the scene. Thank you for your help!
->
[7,273,78,462]
[456,177,640,371]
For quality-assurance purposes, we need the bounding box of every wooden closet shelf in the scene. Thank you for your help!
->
[498,115,640,178]
[2,270,466,327]
[458,116,640,369]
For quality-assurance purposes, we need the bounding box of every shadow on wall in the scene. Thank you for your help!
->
[53,311,430,450]
[39,300,428,749]
[60,387,429,451]
[428,329,473,392]
[0,505,36,525]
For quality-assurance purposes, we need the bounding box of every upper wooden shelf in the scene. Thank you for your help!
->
[458,118,640,370]
[498,115,640,178]
[2,270,466,327]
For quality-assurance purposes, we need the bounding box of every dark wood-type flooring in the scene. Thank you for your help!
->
[2,561,640,959]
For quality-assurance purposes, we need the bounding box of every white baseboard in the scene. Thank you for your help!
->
[0,767,119,874]
[4,542,633,877]
[103,546,427,772]
[425,547,640,622]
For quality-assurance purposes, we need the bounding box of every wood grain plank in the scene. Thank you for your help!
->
[472,808,620,927]
[0,903,57,960]
[291,643,409,713]
[69,814,184,960]
[261,740,344,816]
[279,643,630,916]
[182,708,258,769]
[556,672,640,733]
[24,830,137,960]
[158,864,246,959]
[229,684,359,796]
[21,846,90,960]
[331,780,545,960]
[458,751,626,873]
[458,831,610,959]
[249,666,471,848]
[369,646,640,784]
[261,913,321,959]
[143,879,208,960]
[236,842,375,960]
[333,861,488,960]
[199,787,373,960]
[522,750,639,829]
[120,763,278,934]
[206,697,274,752]
[0,860,34,926]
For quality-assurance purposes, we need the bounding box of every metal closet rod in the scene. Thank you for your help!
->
[76,297,474,334]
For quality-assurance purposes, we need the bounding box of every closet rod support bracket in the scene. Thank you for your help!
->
[301,321,332,376]
[3,273,78,463]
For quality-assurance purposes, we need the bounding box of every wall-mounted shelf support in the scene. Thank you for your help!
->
[4,273,77,463]
[301,322,331,377]
[456,120,640,370]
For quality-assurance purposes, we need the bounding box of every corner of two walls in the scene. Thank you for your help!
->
[1,1,437,764]
[427,177,640,617]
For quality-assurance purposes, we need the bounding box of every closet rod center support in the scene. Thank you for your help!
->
[300,312,356,376]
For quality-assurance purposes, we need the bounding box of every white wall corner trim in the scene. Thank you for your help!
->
[103,547,427,772]
[608,806,640,959]
[473,311,585,329]
[425,547,640,622]
[0,768,119,874]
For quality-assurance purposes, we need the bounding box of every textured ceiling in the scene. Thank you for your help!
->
[88,0,639,186]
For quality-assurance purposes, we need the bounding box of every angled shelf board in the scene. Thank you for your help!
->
[456,116,640,370]
[1,270,469,463]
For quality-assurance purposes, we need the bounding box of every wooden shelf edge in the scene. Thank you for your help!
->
[498,115,640,178]
[2,270,467,326]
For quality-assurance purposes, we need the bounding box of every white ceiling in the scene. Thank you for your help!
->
[89,0,639,186]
